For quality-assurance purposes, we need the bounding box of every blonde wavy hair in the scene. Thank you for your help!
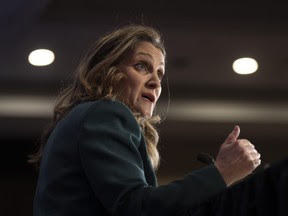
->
[29,24,166,170]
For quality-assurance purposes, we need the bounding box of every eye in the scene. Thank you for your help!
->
[134,62,149,72]
[157,70,164,81]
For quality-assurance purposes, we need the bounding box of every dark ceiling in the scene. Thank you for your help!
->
[1,0,288,180]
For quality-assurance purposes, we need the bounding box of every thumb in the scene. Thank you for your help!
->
[225,125,240,143]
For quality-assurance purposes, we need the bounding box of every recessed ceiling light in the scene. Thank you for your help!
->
[232,57,258,75]
[28,49,55,66]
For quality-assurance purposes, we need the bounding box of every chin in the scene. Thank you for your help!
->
[139,109,153,117]
[145,113,153,117]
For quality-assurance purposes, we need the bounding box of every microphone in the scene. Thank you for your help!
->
[197,152,215,165]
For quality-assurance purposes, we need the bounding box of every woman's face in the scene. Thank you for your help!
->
[118,41,165,117]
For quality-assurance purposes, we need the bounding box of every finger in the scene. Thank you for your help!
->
[250,152,261,159]
[237,139,253,146]
[237,140,255,152]
[225,125,240,143]
[246,143,256,151]
[253,158,261,167]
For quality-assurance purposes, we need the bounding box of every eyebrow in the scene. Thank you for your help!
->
[136,52,165,66]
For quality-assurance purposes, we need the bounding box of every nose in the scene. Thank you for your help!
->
[146,73,161,89]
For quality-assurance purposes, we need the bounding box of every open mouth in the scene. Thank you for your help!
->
[141,93,155,103]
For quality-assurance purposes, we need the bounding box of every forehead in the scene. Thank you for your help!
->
[131,42,165,62]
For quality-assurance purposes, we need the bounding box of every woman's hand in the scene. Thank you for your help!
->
[215,125,261,186]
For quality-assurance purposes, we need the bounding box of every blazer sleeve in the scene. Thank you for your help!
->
[78,100,226,216]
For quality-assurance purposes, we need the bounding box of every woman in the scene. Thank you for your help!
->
[31,24,261,215]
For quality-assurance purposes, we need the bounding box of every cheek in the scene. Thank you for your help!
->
[122,80,139,101]
[127,77,143,95]
[119,69,144,101]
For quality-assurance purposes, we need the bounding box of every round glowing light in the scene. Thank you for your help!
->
[28,49,55,66]
[232,57,258,75]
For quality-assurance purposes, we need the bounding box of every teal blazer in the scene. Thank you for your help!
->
[34,100,226,216]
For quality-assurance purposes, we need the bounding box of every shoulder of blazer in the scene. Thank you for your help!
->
[76,99,143,146]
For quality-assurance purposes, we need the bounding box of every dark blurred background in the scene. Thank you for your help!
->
[1,0,288,215]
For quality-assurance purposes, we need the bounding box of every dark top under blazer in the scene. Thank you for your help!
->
[34,100,226,216]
